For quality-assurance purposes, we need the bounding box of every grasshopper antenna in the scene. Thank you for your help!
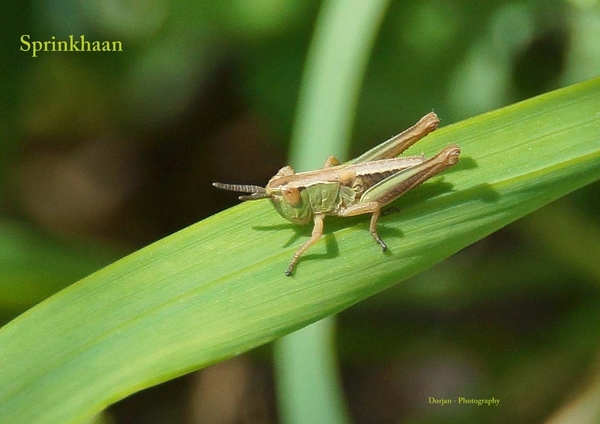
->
[212,182,271,201]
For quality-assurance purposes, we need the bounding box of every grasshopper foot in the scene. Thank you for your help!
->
[372,233,387,252]
[285,261,296,276]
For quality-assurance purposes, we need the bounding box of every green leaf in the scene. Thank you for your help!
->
[0,77,599,424]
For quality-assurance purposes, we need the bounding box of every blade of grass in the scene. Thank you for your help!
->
[288,0,389,169]
[0,78,599,424]
[274,0,389,423]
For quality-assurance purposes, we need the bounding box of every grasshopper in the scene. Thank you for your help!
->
[214,112,460,276]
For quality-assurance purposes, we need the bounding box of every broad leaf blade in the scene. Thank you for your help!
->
[0,78,599,424]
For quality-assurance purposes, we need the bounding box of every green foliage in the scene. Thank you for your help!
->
[0,77,598,424]
[0,222,116,318]
[2,1,600,422]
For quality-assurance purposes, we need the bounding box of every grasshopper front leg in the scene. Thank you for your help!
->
[341,144,461,251]
[286,213,325,276]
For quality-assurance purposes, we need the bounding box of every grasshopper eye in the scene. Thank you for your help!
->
[281,186,302,206]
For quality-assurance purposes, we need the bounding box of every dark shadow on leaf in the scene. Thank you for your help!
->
[295,231,340,270]
[325,214,405,246]
[281,226,309,248]
[382,206,399,216]
[252,223,306,247]
[252,223,296,232]
[398,180,456,205]
[378,226,404,245]
[454,182,500,203]
[450,156,478,172]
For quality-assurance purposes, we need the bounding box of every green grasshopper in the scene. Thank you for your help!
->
[214,112,460,276]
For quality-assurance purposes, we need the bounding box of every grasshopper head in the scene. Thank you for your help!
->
[264,166,313,225]
[266,184,313,225]
[212,180,312,224]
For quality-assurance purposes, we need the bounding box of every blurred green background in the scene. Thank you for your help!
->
[1,0,600,423]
